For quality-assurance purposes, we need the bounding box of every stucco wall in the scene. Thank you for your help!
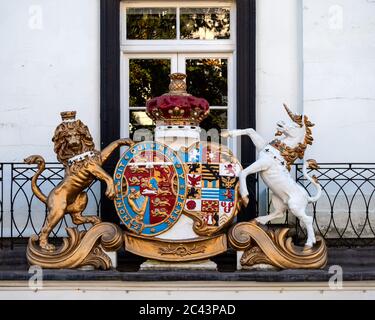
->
[0,0,100,162]
[256,0,303,145]
[303,0,375,162]
[256,0,375,163]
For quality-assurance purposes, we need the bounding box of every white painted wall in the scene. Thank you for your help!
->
[256,0,375,163]
[303,0,375,162]
[256,0,303,149]
[0,0,100,162]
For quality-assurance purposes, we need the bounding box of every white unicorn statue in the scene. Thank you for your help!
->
[222,104,321,247]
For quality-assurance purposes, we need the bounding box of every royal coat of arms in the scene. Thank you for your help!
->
[113,74,242,263]
[24,73,327,271]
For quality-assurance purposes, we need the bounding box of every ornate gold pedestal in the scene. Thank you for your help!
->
[27,223,123,270]
[228,221,327,269]
[124,232,227,262]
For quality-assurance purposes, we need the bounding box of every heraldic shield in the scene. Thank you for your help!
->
[114,141,186,236]
[114,141,242,262]
[179,141,242,237]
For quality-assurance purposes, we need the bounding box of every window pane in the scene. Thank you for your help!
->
[126,8,177,40]
[129,111,155,141]
[186,58,228,106]
[200,109,228,131]
[129,59,171,107]
[180,7,230,40]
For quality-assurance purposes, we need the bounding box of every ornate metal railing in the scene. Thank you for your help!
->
[293,163,375,246]
[1,163,100,241]
[263,163,375,246]
[0,162,375,246]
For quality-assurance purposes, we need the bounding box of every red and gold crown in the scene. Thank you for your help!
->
[146,73,209,126]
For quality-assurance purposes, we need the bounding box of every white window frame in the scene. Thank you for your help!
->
[120,0,236,53]
[120,0,237,153]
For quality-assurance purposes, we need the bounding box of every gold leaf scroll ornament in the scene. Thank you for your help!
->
[159,244,206,257]
[27,222,123,270]
[228,221,327,269]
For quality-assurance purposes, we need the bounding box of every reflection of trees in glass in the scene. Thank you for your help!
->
[180,8,230,40]
[200,110,227,131]
[129,59,171,107]
[126,8,176,39]
[126,7,230,40]
[186,59,228,106]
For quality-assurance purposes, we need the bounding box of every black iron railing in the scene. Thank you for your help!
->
[293,163,375,246]
[264,163,375,245]
[0,162,375,246]
[2,163,100,241]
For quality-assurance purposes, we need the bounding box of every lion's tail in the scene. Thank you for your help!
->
[303,159,322,203]
[24,155,47,204]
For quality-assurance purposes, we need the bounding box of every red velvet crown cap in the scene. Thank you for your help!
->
[146,73,209,126]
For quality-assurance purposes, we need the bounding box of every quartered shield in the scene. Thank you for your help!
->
[177,142,242,235]
[114,141,186,236]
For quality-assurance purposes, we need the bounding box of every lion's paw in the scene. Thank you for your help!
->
[119,138,135,147]
[90,216,102,225]
[105,189,115,200]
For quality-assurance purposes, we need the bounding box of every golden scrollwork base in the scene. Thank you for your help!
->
[124,232,227,262]
[27,222,123,270]
[228,221,327,269]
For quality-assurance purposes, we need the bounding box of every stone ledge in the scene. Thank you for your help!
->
[0,267,375,282]
[1,246,375,282]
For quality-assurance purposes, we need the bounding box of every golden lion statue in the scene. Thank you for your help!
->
[25,111,134,251]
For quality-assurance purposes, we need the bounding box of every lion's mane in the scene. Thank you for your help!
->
[52,120,95,165]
